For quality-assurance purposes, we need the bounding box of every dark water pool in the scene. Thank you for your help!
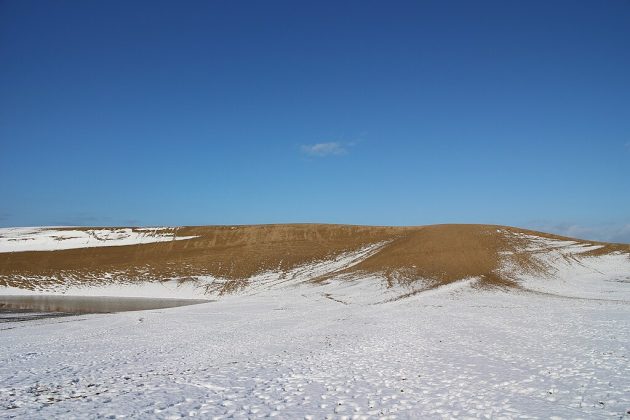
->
[0,295,209,322]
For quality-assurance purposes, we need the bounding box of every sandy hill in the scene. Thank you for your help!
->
[1,224,628,301]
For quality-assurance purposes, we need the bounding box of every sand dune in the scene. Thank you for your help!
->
[1,224,628,300]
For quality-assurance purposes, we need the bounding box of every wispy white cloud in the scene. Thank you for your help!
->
[301,142,347,157]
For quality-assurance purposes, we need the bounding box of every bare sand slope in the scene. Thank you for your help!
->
[1,224,628,298]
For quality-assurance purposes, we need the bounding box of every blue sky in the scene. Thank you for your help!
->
[1,1,629,242]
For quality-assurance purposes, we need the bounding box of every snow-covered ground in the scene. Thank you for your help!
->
[0,227,197,252]
[1,283,629,419]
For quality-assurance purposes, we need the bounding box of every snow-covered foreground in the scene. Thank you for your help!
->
[2,283,629,419]
[0,227,196,252]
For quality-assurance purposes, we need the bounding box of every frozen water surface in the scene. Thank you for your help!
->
[0,295,210,323]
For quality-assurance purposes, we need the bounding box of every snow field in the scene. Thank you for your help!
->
[1,284,629,419]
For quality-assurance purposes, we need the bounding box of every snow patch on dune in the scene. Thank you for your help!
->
[307,274,479,305]
[0,227,197,252]
[185,241,391,296]
[500,233,630,300]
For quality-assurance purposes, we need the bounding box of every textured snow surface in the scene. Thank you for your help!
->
[2,284,630,419]
[0,227,197,252]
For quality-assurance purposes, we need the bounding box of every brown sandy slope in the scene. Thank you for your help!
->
[1,224,628,294]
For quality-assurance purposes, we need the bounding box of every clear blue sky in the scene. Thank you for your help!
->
[1,1,629,242]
